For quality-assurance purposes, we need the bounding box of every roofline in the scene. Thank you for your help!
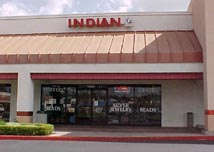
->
[0,30,195,36]
[0,11,192,20]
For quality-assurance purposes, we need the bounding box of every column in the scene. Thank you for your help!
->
[16,71,34,123]
[10,81,17,122]
[204,0,214,132]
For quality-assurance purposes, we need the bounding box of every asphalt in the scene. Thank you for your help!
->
[1,140,214,152]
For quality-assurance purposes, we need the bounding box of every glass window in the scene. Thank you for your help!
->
[92,89,107,124]
[41,84,161,126]
[77,89,91,120]
[0,84,11,122]
[108,85,161,126]
[135,86,161,126]
[42,85,67,124]
[108,86,134,125]
[66,87,76,124]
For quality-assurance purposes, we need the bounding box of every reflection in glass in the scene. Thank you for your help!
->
[108,86,134,125]
[92,90,107,124]
[77,89,92,124]
[0,84,11,122]
[135,86,161,126]
[42,85,76,124]
[41,85,161,126]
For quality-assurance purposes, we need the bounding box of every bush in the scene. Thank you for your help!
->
[0,123,54,136]
[0,120,6,125]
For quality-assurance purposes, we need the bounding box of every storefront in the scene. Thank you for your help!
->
[0,9,208,129]
[41,84,161,126]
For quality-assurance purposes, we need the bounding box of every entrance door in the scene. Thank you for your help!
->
[91,89,107,125]
[76,88,107,125]
[76,89,92,125]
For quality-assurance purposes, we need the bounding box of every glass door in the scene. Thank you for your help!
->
[76,89,92,125]
[66,87,77,124]
[92,89,107,125]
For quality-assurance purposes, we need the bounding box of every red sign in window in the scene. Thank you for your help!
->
[114,86,129,92]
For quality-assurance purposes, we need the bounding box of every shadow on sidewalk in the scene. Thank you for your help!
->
[53,125,203,137]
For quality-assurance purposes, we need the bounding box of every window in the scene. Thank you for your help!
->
[135,86,161,126]
[41,85,76,124]
[0,84,11,122]
[108,86,134,125]
[41,84,161,126]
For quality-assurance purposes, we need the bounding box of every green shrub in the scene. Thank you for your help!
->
[0,123,54,136]
[0,120,6,125]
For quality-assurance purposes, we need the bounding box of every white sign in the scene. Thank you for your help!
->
[110,103,132,113]
[140,107,160,113]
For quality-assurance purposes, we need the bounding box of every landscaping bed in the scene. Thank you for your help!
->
[0,120,54,136]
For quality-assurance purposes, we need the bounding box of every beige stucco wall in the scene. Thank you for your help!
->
[192,0,214,131]
[192,0,214,111]
[204,0,214,110]
[162,80,204,127]
[0,63,202,125]
[33,80,204,127]
[0,12,192,35]
[192,0,206,50]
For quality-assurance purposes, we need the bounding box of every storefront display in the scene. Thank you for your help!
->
[0,84,11,122]
[91,90,107,125]
[41,85,161,126]
[41,85,76,124]
[108,86,134,125]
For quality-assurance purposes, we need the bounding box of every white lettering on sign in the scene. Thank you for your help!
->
[140,107,160,113]
[45,106,61,111]
[110,103,132,113]
[44,87,66,94]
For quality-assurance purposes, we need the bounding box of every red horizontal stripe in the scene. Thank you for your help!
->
[0,73,18,80]
[205,110,214,115]
[1,136,214,142]
[31,73,203,80]
[17,111,33,116]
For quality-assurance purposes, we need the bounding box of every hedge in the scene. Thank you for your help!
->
[0,120,6,125]
[0,122,54,136]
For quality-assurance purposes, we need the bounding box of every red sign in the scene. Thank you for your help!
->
[68,18,121,28]
[114,86,129,92]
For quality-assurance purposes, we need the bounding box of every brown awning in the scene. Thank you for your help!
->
[0,31,202,64]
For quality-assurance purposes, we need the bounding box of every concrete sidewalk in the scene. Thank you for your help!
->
[50,131,204,137]
[2,125,214,143]
[51,125,203,137]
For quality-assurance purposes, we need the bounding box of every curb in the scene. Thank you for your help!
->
[0,136,214,142]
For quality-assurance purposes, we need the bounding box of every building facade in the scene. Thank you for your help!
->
[0,0,213,131]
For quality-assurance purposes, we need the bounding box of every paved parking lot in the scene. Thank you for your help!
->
[0,140,214,152]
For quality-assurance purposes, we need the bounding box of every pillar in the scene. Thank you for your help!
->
[10,81,17,122]
[203,0,214,132]
[16,71,34,123]
[192,0,214,132]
